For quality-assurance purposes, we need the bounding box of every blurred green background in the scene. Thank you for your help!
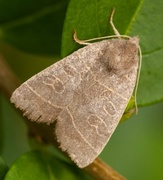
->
[0,0,163,179]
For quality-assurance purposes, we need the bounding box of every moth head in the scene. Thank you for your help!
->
[107,37,139,76]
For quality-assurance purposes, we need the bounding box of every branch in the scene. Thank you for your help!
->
[0,54,126,180]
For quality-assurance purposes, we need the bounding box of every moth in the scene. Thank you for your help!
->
[10,10,141,168]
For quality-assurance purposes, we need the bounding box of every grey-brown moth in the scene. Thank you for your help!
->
[10,10,141,168]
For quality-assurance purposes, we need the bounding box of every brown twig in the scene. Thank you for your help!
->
[0,54,126,180]
[84,158,126,180]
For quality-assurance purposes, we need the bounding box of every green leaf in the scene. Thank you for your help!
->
[61,0,163,106]
[61,0,143,56]
[0,0,69,55]
[5,150,92,180]
[132,1,163,106]
[0,157,8,179]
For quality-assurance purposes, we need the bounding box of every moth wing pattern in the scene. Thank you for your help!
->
[11,38,139,168]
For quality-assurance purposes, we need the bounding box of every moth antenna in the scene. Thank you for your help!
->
[134,45,142,114]
[74,34,130,44]
[110,9,121,38]
[74,9,128,45]
[73,31,90,45]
